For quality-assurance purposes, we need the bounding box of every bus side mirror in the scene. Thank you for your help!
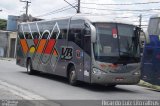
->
[90,24,96,43]
[82,29,91,36]
[83,22,96,43]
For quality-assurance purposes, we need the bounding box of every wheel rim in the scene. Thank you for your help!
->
[27,62,31,73]
[70,71,76,83]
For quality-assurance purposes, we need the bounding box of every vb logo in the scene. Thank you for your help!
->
[61,47,73,60]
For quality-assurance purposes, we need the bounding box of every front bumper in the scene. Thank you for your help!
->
[91,72,140,85]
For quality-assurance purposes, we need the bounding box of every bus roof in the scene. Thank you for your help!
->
[150,14,160,19]
[71,14,134,25]
[20,14,135,26]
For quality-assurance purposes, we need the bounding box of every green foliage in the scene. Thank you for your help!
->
[0,19,7,30]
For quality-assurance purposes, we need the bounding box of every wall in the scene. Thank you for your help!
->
[7,32,17,58]
[0,30,9,57]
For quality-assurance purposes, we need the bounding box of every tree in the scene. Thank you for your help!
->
[0,19,7,30]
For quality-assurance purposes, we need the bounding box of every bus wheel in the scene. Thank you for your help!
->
[27,59,35,75]
[69,66,77,86]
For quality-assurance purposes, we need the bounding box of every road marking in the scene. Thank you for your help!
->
[0,80,61,105]
[0,80,46,100]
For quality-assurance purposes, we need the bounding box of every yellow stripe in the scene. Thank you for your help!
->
[29,47,36,53]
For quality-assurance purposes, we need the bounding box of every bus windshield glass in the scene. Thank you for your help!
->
[93,23,140,64]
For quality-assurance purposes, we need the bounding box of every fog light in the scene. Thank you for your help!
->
[133,72,140,75]
[93,68,106,74]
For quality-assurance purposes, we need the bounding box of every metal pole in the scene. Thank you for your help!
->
[77,0,80,13]
[64,0,77,12]
[139,14,142,28]
[20,0,31,16]
[26,1,31,16]
[14,33,18,58]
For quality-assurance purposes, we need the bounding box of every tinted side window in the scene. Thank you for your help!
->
[69,29,82,47]
[23,24,33,39]
[68,20,85,48]
[18,32,24,39]
[29,23,40,39]
[58,29,67,39]
[18,25,24,39]
[38,21,56,39]
[25,32,32,39]
[57,19,69,39]
[42,32,49,39]
[32,32,39,39]
[50,28,59,39]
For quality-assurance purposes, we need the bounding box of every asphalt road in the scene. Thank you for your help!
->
[0,59,160,101]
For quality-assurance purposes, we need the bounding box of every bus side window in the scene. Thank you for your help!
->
[18,32,24,39]
[75,30,82,47]
[42,32,49,39]
[50,28,60,39]
[69,29,82,48]
[68,29,75,41]
[50,31,57,39]
[68,19,85,48]
[25,33,32,39]
[18,25,23,39]
[33,32,39,39]
[58,29,67,39]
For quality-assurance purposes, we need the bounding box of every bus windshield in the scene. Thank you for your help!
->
[93,23,140,64]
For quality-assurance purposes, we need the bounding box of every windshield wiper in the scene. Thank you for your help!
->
[119,51,140,62]
[119,51,131,56]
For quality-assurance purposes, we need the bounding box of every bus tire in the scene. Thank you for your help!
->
[27,59,35,75]
[69,66,77,86]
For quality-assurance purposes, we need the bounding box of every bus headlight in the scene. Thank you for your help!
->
[133,71,140,75]
[93,68,106,75]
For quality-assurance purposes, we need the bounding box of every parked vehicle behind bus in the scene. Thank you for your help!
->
[16,14,142,86]
[141,15,160,85]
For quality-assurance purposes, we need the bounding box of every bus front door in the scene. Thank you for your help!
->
[83,36,91,83]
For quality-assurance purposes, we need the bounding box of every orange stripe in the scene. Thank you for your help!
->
[44,39,56,54]
[20,39,29,54]
[53,49,58,56]
[36,39,47,53]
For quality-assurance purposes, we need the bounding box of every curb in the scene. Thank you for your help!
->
[138,80,160,92]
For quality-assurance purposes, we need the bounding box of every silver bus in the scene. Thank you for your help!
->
[16,14,141,86]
